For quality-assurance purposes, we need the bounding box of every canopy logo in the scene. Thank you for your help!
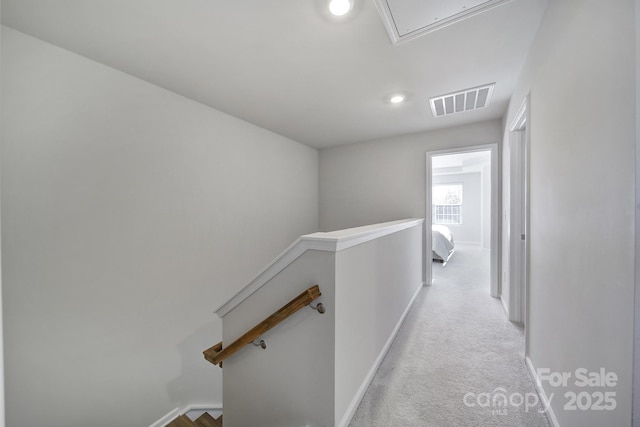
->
[462,388,550,415]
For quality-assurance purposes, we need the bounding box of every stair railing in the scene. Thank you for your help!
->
[203,285,324,367]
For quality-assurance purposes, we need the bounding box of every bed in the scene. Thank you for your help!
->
[432,224,455,264]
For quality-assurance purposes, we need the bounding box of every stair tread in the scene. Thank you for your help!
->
[166,414,196,427]
[195,412,222,427]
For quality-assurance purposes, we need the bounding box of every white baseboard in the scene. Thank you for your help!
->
[149,403,223,427]
[525,356,560,427]
[336,282,423,427]
[149,407,181,427]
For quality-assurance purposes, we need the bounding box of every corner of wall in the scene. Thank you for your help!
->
[0,8,6,427]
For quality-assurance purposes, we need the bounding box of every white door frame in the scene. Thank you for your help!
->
[634,1,640,423]
[425,144,499,297]
[508,97,530,346]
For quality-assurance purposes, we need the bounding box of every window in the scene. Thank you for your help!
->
[432,183,463,224]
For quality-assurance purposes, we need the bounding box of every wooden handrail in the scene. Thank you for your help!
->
[204,284,322,367]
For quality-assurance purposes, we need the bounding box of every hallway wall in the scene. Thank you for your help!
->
[319,120,502,232]
[1,27,319,427]
[504,1,635,425]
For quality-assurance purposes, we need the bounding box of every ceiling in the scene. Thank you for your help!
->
[0,0,548,149]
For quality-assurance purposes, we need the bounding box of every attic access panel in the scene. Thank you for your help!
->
[375,0,512,44]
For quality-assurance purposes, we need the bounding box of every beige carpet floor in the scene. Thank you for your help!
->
[349,244,551,427]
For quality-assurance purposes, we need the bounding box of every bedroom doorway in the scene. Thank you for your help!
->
[425,145,498,297]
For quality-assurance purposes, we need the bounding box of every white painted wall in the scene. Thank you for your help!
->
[222,250,336,427]
[504,1,635,426]
[319,120,502,232]
[635,2,640,425]
[0,5,5,427]
[1,27,318,427]
[219,220,423,427]
[481,163,491,250]
[334,224,422,426]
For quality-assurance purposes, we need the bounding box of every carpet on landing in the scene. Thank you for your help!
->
[349,244,550,427]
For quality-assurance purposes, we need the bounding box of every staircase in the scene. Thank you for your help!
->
[166,412,222,427]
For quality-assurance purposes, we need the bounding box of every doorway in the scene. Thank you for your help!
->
[425,144,499,297]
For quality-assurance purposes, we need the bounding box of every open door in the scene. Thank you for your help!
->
[426,144,499,297]
[506,97,530,337]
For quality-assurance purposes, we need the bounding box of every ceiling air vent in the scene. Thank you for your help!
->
[429,83,495,118]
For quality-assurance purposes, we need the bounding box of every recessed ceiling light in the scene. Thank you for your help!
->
[329,0,353,16]
[390,94,406,104]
